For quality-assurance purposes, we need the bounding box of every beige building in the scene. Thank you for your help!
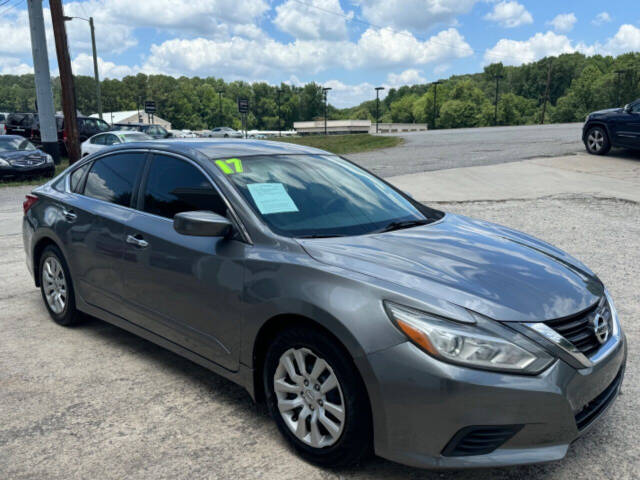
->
[294,119,427,135]
[91,110,172,130]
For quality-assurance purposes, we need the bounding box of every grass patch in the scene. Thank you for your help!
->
[0,159,69,188]
[271,134,402,155]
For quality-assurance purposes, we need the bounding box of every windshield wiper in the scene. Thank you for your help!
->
[296,233,347,239]
[375,219,429,233]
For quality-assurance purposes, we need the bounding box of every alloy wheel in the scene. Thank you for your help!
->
[42,256,67,314]
[587,129,604,152]
[273,347,346,448]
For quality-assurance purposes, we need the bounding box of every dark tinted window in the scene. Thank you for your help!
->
[83,153,145,206]
[90,134,106,145]
[70,163,91,192]
[143,155,227,219]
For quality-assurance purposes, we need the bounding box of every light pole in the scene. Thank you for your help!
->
[322,87,331,135]
[63,15,102,120]
[494,74,504,126]
[431,80,442,129]
[375,86,385,133]
[276,88,283,137]
[217,89,224,127]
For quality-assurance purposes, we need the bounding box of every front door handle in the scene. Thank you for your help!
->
[62,208,77,222]
[126,234,149,248]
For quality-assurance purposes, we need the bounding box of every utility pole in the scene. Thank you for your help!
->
[217,89,224,127]
[431,81,442,129]
[322,87,331,135]
[50,0,80,163]
[540,60,553,124]
[63,15,102,120]
[494,75,504,126]
[27,0,60,163]
[276,88,283,137]
[375,86,384,133]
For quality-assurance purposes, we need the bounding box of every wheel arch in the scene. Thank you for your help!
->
[32,236,63,287]
[584,121,612,143]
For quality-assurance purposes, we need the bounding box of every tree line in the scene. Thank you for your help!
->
[1,51,639,131]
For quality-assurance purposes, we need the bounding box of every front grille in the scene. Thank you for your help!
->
[441,425,523,457]
[575,369,623,431]
[544,300,610,357]
[12,158,44,167]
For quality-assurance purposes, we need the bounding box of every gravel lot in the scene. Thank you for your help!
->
[1,181,638,478]
[347,123,584,177]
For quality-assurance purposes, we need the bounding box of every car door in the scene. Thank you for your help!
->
[66,152,147,316]
[120,152,248,371]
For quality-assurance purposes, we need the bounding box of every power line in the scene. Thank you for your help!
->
[0,0,26,19]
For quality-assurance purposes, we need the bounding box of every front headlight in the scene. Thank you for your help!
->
[385,302,553,374]
[45,154,53,164]
[604,288,621,336]
[0,158,9,167]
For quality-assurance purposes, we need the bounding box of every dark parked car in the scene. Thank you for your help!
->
[0,135,54,179]
[5,113,110,155]
[23,140,625,469]
[583,99,640,155]
[112,123,171,139]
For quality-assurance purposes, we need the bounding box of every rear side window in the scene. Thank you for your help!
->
[142,154,227,219]
[83,153,146,207]
[70,163,91,192]
[90,134,106,145]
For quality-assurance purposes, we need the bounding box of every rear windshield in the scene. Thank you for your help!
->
[7,113,34,127]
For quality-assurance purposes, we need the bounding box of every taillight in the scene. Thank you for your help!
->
[23,194,39,214]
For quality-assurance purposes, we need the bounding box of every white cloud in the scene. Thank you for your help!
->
[72,53,137,79]
[387,69,426,86]
[484,1,533,28]
[548,13,577,33]
[485,24,640,66]
[0,56,33,75]
[357,0,478,32]
[274,0,352,40]
[484,31,574,65]
[142,27,472,79]
[323,80,378,107]
[592,12,612,26]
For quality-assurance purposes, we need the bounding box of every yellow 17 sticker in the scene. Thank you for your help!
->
[215,158,243,174]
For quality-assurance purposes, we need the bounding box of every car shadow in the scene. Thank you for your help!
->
[605,148,640,161]
[72,314,583,480]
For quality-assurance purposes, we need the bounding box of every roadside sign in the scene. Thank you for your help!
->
[144,101,156,114]
[238,98,249,114]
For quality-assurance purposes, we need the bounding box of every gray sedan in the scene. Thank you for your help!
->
[22,140,626,469]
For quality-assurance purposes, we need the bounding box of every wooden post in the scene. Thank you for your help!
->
[50,0,80,163]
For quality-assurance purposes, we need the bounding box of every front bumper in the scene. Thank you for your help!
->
[0,164,54,179]
[358,332,626,469]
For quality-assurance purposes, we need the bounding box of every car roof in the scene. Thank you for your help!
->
[107,138,330,158]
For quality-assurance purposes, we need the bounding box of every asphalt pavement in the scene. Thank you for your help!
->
[348,123,584,177]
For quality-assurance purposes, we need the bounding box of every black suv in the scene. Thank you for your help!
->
[113,123,171,139]
[5,113,110,154]
[583,99,640,155]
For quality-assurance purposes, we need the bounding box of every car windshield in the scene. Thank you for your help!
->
[218,154,431,237]
[0,137,36,151]
[121,132,152,142]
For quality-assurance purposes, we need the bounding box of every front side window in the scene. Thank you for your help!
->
[83,153,146,207]
[630,102,640,114]
[142,154,227,219]
[219,154,436,237]
[104,134,120,146]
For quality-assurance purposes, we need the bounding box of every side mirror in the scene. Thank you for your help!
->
[624,104,632,113]
[173,211,232,237]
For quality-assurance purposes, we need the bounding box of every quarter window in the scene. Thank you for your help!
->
[142,155,227,219]
[83,153,146,207]
[70,163,91,192]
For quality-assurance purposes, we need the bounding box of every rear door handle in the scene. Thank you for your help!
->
[126,234,149,248]
[62,208,77,222]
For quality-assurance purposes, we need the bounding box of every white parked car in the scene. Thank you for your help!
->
[210,127,243,138]
[180,129,197,138]
[81,131,152,157]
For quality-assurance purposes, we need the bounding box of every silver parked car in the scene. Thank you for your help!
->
[210,126,243,138]
[23,140,626,469]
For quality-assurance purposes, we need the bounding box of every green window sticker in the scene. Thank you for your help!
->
[215,158,243,174]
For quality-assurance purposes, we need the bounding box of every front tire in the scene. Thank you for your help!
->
[39,245,81,326]
[264,326,372,468]
[585,126,611,155]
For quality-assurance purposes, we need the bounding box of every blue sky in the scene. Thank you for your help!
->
[1,0,639,107]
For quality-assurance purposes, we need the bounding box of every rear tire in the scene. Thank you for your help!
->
[585,126,611,155]
[39,245,82,326]
[264,326,372,468]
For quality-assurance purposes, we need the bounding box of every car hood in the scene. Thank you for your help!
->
[589,107,622,116]
[299,214,603,322]
[0,150,45,162]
